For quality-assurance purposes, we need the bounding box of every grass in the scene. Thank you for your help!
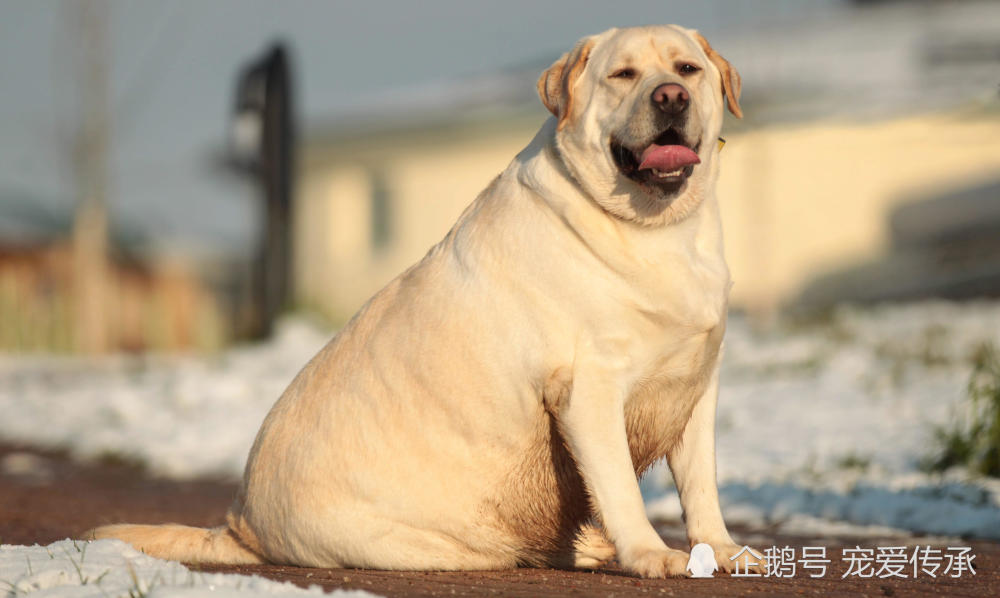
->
[125,561,147,598]
[1,540,201,598]
[923,342,1000,477]
[834,452,872,473]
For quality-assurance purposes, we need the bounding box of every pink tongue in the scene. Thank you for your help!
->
[638,144,700,172]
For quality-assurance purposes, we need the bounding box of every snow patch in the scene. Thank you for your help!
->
[0,319,329,480]
[0,539,377,598]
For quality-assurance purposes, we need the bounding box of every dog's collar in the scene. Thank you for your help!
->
[717,137,726,151]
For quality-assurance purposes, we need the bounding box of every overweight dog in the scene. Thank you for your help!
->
[90,25,749,578]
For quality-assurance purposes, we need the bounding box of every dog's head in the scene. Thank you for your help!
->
[538,26,741,226]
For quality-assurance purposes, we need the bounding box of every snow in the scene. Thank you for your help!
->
[644,301,1000,539]
[0,539,377,598]
[2,301,1000,542]
[0,319,329,480]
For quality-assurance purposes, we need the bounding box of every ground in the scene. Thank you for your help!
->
[1,443,996,597]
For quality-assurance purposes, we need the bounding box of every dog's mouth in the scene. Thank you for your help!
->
[610,128,701,192]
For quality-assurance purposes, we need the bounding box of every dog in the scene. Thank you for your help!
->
[89,24,749,578]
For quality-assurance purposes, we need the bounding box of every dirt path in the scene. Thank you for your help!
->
[2,443,996,597]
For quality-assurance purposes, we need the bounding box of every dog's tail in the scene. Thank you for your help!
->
[85,523,266,565]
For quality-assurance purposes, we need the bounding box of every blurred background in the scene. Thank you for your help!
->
[1,0,997,353]
[1,0,999,541]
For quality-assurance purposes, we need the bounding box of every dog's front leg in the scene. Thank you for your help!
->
[552,359,689,578]
[666,356,761,573]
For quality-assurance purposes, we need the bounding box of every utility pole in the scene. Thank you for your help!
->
[231,44,296,339]
[70,0,112,353]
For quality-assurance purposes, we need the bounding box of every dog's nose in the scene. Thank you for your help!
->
[650,83,689,114]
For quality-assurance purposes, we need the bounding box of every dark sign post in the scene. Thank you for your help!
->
[231,43,295,339]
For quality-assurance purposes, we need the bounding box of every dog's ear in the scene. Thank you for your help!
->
[692,32,742,119]
[537,37,596,129]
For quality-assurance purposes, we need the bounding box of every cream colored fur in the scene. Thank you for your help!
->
[88,25,755,578]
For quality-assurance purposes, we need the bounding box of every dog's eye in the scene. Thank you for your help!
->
[609,67,637,80]
[677,63,701,75]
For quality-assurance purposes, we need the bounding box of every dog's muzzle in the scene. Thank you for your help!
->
[610,126,701,191]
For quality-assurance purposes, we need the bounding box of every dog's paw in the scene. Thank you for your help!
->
[620,545,690,578]
[573,524,616,569]
[709,542,766,575]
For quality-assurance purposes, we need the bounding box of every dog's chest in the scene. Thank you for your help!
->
[621,313,725,474]
[618,251,729,474]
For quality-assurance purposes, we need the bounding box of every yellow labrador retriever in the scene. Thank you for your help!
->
[90,25,748,578]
